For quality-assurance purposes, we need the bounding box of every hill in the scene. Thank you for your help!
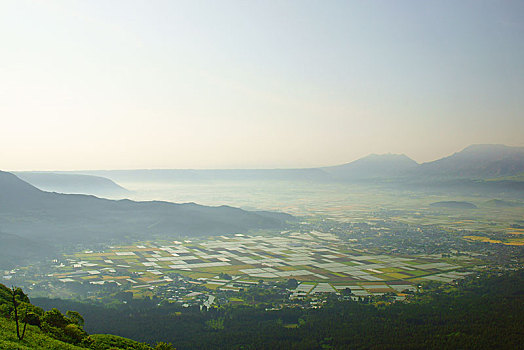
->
[414,144,524,179]
[484,199,524,207]
[430,201,478,209]
[322,153,418,180]
[14,172,129,198]
[0,171,293,267]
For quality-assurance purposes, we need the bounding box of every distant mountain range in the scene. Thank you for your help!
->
[0,171,292,268]
[9,144,524,202]
[322,144,524,181]
[320,144,524,195]
[59,144,524,184]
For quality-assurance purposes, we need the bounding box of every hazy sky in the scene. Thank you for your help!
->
[1,0,523,170]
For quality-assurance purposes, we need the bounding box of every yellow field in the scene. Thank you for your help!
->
[463,236,503,244]
[463,235,524,245]
[504,240,524,246]
[379,267,403,273]
[203,283,220,290]
[386,272,411,279]
[506,228,524,235]
[368,288,392,293]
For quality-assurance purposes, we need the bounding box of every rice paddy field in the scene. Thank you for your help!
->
[54,231,476,296]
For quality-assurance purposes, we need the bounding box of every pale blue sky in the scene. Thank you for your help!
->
[1,0,523,170]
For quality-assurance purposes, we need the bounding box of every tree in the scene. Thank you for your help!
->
[43,308,69,329]
[341,287,352,296]
[11,286,28,341]
[219,272,232,280]
[287,278,299,289]
[155,342,176,349]
[64,323,86,343]
[66,310,85,327]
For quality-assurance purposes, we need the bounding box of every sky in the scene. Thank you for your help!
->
[1,0,523,170]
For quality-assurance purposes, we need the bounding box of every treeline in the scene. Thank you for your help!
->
[34,271,524,349]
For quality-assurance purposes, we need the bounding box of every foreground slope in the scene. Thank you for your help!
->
[0,317,158,350]
[0,317,87,350]
[0,283,158,350]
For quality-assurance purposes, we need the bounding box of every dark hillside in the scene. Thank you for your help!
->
[0,171,293,266]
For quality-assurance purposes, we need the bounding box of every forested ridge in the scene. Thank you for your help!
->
[33,270,524,349]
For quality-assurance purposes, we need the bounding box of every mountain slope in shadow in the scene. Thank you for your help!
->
[0,171,292,248]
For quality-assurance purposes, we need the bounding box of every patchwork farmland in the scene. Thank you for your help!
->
[53,231,474,298]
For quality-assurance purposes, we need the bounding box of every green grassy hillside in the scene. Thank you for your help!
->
[0,316,86,350]
[0,283,171,350]
[0,315,163,350]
